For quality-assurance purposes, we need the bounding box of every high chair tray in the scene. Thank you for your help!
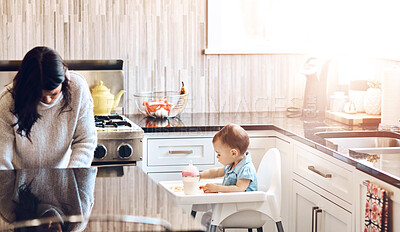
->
[159,180,267,205]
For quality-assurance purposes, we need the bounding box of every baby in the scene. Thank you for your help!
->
[200,123,257,192]
[199,124,257,231]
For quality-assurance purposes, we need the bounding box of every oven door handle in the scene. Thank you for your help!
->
[168,150,193,155]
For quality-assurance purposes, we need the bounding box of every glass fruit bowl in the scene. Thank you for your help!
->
[133,91,188,118]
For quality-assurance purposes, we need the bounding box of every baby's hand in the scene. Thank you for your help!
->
[203,183,219,193]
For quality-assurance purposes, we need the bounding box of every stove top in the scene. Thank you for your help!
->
[95,114,132,128]
[95,114,143,133]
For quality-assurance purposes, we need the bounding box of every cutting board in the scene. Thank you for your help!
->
[325,111,381,125]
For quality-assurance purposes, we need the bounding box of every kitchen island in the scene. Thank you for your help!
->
[0,166,204,231]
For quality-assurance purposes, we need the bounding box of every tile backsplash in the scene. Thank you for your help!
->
[0,0,308,115]
[1,1,399,115]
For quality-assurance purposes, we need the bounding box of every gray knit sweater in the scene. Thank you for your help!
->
[0,71,97,169]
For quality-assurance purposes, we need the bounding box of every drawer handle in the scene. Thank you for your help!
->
[315,208,322,232]
[308,165,332,178]
[168,150,193,155]
[311,206,319,232]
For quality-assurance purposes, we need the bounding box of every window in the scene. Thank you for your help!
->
[206,0,400,60]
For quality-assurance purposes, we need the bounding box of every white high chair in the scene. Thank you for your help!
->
[207,148,284,232]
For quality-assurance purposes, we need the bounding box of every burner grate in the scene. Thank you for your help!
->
[95,114,124,121]
[94,114,132,128]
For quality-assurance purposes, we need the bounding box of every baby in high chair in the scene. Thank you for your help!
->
[199,123,257,230]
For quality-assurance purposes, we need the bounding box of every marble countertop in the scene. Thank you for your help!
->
[0,166,204,231]
[128,112,400,189]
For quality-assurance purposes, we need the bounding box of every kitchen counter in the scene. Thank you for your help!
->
[128,112,400,189]
[0,166,204,231]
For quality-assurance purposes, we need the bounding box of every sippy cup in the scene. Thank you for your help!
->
[182,161,200,195]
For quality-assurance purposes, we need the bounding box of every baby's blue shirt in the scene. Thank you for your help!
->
[222,151,258,191]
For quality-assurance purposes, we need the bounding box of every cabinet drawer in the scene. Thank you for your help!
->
[147,137,214,166]
[293,145,354,203]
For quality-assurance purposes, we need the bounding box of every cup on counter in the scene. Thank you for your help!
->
[182,161,200,195]
[330,92,348,112]
[349,90,366,112]
[349,80,368,113]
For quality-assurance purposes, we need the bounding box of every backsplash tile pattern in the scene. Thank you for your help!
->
[0,0,327,114]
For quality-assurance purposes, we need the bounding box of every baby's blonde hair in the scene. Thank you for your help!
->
[212,124,249,155]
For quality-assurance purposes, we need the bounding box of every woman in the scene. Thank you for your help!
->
[0,46,97,169]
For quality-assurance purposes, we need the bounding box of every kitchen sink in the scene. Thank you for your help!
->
[315,130,400,139]
[315,130,400,157]
[325,137,400,149]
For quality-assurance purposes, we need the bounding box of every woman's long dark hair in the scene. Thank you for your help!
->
[10,47,71,141]
[13,182,69,232]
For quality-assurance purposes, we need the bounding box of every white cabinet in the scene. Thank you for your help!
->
[139,127,400,232]
[276,136,293,232]
[139,132,218,182]
[290,143,355,232]
[292,144,354,204]
[141,130,293,231]
[292,179,352,232]
[355,170,400,232]
[147,137,215,166]
[247,136,276,170]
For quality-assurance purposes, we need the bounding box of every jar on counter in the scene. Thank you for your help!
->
[349,80,368,113]
[330,92,348,112]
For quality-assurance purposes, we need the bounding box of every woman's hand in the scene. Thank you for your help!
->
[203,183,219,193]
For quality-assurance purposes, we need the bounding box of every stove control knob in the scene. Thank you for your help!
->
[94,144,107,159]
[118,144,132,158]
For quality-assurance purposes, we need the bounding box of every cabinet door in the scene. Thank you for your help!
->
[248,137,276,170]
[292,180,320,232]
[355,171,400,232]
[292,180,352,232]
[319,193,352,232]
[276,138,292,232]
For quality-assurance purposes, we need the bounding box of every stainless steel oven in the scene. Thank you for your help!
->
[93,114,144,165]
